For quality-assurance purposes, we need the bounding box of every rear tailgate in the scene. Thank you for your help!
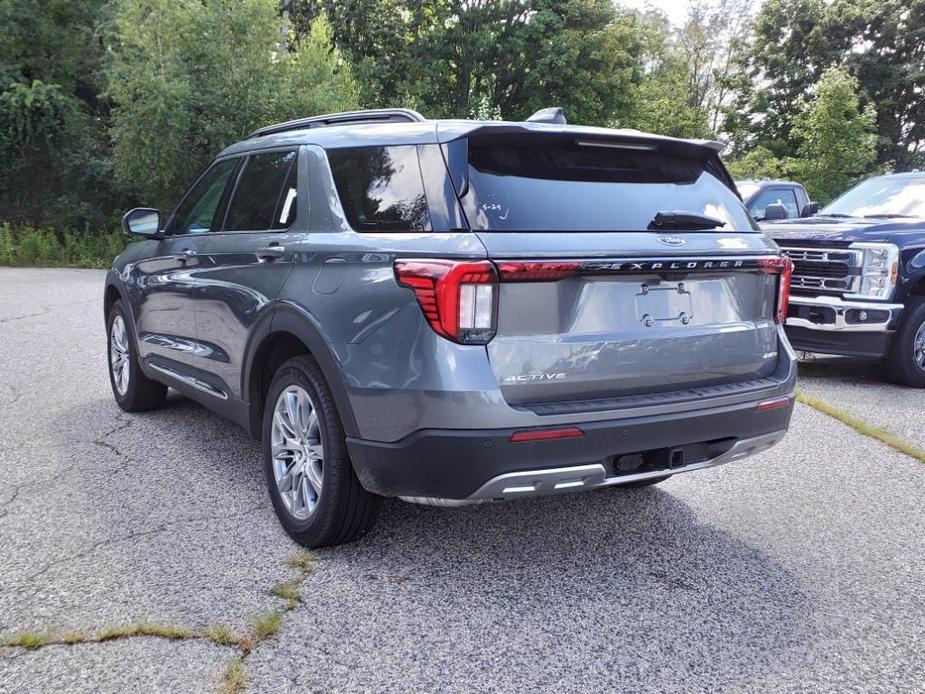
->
[477,233,782,407]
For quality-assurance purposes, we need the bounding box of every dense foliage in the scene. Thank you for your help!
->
[0,0,922,265]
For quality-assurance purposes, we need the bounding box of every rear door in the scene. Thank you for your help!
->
[192,148,300,400]
[452,133,783,406]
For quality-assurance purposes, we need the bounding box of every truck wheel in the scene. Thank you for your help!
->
[263,355,382,548]
[107,300,167,411]
[886,297,925,388]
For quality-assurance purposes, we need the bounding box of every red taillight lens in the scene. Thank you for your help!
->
[758,256,792,324]
[394,259,498,344]
[495,261,582,282]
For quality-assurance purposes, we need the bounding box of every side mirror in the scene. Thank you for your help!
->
[764,202,789,221]
[122,208,162,237]
[801,201,820,217]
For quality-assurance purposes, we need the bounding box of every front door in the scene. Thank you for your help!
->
[131,157,240,378]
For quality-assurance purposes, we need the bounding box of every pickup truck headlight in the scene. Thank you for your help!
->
[846,242,899,301]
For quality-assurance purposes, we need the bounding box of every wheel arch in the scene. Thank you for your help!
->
[243,303,359,440]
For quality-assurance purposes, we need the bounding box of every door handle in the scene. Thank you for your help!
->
[257,245,285,261]
[174,248,197,262]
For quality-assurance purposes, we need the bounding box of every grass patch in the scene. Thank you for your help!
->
[797,391,925,463]
[270,579,301,603]
[0,224,126,269]
[284,550,317,574]
[2,631,49,649]
[204,625,236,647]
[216,657,248,694]
[97,623,193,642]
[63,632,86,645]
[251,611,283,642]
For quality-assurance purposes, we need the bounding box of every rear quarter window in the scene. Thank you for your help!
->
[327,145,431,232]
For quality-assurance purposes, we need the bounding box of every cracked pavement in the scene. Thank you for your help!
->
[1,267,924,693]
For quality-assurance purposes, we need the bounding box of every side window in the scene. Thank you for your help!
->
[223,150,297,231]
[168,158,239,235]
[327,145,431,232]
[750,188,800,220]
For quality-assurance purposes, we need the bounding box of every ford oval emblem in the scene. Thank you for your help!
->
[657,236,686,247]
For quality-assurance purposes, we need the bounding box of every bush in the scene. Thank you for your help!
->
[0,224,127,269]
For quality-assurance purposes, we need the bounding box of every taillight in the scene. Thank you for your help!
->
[495,261,581,282]
[758,256,792,324]
[394,259,498,344]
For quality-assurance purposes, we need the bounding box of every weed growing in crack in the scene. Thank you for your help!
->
[97,623,194,642]
[204,625,236,647]
[251,611,283,642]
[2,632,48,649]
[216,657,248,694]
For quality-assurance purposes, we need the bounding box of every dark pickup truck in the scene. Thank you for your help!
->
[763,172,925,386]
[736,179,817,221]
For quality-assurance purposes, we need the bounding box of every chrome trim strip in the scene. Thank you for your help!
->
[402,431,787,506]
[786,295,903,333]
[148,363,229,400]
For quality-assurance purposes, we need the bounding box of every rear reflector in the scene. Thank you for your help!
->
[755,396,792,412]
[510,427,584,442]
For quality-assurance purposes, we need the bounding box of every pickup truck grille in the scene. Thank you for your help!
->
[779,247,862,295]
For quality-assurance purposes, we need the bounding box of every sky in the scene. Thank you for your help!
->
[618,0,694,26]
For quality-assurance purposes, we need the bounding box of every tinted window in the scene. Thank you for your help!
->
[224,150,297,231]
[328,146,431,231]
[462,138,755,232]
[169,158,238,235]
[751,188,799,220]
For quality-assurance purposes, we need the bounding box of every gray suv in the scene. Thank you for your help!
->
[105,108,797,547]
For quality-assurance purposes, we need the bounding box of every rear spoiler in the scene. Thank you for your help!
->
[437,126,737,199]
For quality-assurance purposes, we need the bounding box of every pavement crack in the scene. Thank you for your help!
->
[0,306,50,324]
[93,414,136,464]
[797,391,925,464]
[18,506,266,587]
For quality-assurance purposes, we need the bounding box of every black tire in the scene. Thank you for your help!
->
[106,300,167,411]
[262,355,382,548]
[885,297,925,388]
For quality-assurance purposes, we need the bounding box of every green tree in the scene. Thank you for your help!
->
[0,0,118,229]
[787,67,877,203]
[724,145,786,180]
[289,0,645,125]
[107,0,358,208]
[727,0,925,169]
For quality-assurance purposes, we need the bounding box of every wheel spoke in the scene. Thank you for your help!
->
[110,316,131,396]
[305,459,323,495]
[270,384,325,521]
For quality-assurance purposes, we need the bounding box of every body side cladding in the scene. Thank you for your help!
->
[242,302,360,440]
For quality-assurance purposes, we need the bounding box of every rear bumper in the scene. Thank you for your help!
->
[346,396,794,500]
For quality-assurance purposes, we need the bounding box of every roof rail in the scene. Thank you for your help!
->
[248,108,426,138]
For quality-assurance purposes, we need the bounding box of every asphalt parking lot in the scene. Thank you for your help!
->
[1,267,923,693]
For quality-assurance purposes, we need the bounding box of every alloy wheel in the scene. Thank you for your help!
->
[914,321,925,372]
[271,385,324,520]
[110,315,130,395]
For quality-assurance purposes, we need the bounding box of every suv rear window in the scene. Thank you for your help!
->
[462,137,754,232]
[327,146,431,232]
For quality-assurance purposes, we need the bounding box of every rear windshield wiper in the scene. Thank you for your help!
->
[647,211,726,231]
[863,213,916,219]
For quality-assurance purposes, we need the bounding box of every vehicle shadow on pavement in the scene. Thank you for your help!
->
[276,490,814,691]
[797,354,883,382]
